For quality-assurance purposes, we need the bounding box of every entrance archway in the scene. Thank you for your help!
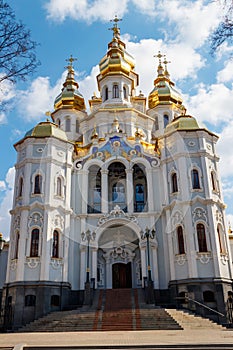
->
[112,262,132,288]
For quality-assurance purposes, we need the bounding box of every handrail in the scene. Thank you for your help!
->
[176,296,225,317]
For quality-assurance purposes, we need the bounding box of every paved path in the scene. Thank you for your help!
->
[0,329,233,349]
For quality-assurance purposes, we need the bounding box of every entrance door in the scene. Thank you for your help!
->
[112,262,132,288]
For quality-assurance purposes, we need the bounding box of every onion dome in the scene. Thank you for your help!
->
[54,55,85,111]
[148,52,183,109]
[23,121,68,141]
[165,114,200,134]
[97,16,138,88]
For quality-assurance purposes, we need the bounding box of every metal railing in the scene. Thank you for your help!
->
[178,295,225,318]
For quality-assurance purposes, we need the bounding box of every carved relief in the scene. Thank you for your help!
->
[98,205,138,225]
[25,257,40,269]
[28,212,43,228]
[192,207,207,223]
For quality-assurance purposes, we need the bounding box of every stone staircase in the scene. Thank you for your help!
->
[17,288,222,333]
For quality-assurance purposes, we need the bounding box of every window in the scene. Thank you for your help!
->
[133,164,147,212]
[52,230,59,258]
[177,226,185,254]
[56,177,62,197]
[171,173,178,193]
[123,86,127,99]
[203,291,215,302]
[34,174,42,194]
[76,119,79,133]
[191,169,200,189]
[18,177,23,197]
[51,295,60,307]
[25,295,36,307]
[164,114,169,128]
[154,116,159,131]
[14,231,20,259]
[108,162,126,211]
[104,87,108,101]
[57,118,61,127]
[113,84,119,98]
[30,228,39,257]
[65,118,71,132]
[211,171,218,191]
[217,224,225,253]
[197,223,208,252]
[88,166,101,213]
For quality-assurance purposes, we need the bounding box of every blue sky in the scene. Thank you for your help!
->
[1,0,233,239]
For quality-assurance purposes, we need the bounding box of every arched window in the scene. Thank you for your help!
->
[211,171,218,191]
[34,174,42,194]
[177,226,185,254]
[51,295,60,307]
[14,231,20,259]
[104,87,108,101]
[108,162,126,211]
[56,118,61,127]
[18,177,23,197]
[133,164,147,212]
[191,169,200,189]
[76,119,79,133]
[197,223,208,252]
[88,165,101,213]
[123,86,127,99]
[56,177,62,197]
[52,230,59,258]
[203,291,215,302]
[171,173,178,193]
[30,228,39,257]
[164,114,169,128]
[154,116,159,131]
[217,224,225,253]
[25,295,36,307]
[113,84,119,98]
[65,118,71,132]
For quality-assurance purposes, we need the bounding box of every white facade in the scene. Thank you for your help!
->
[3,22,233,328]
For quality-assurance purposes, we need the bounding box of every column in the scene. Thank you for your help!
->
[140,244,147,287]
[165,210,176,280]
[80,246,86,290]
[81,170,89,214]
[106,259,112,289]
[126,169,133,212]
[101,169,108,213]
[91,247,98,285]
[151,244,159,289]
[147,169,154,211]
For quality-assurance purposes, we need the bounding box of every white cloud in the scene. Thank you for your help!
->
[217,61,233,83]
[0,181,6,191]
[0,167,15,240]
[217,121,233,178]
[185,83,233,125]
[17,74,65,122]
[45,0,128,23]
[158,0,220,48]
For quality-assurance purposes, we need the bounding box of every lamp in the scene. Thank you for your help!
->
[82,229,96,283]
[0,233,5,253]
[141,227,155,282]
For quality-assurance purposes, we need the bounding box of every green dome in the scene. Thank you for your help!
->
[24,121,68,141]
[165,115,200,133]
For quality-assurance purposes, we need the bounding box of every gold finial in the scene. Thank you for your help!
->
[65,54,77,71]
[154,51,165,66]
[163,56,171,75]
[228,222,233,234]
[45,111,51,117]
[109,15,122,38]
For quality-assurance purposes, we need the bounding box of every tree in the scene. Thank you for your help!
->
[0,0,39,85]
[210,0,233,55]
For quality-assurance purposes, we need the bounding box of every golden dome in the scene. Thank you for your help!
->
[23,121,68,141]
[97,16,138,87]
[165,115,200,134]
[148,53,183,109]
[54,56,86,111]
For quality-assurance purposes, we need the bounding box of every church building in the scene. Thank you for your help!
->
[2,18,233,329]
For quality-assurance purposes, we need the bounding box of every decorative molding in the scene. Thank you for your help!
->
[171,211,183,227]
[98,205,138,225]
[28,212,43,228]
[50,258,63,269]
[175,254,186,266]
[25,257,40,269]
[10,259,17,270]
[196,252,211,264]
[220,253,229,265]
[192,207,207,223]
[13,215,21,230]
[52,214,64,230]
